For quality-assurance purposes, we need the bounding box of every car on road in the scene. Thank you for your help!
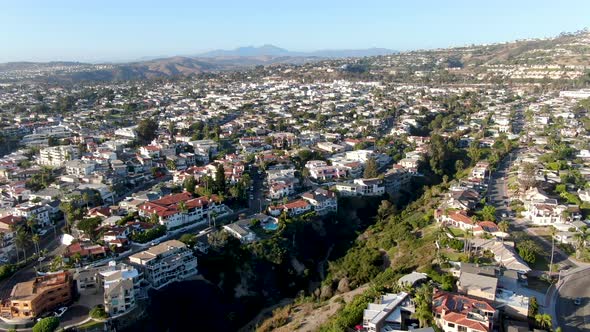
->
[501,213,508,218]
[54,306,68,317]
[574,297,582,305]
[150,240,161,246]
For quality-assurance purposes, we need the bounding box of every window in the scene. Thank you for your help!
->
[447,323,455,328]
[458,326,467,332]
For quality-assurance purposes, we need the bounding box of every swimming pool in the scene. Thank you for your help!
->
[263,222,279,231]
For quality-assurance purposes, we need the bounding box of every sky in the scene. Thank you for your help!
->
[1,0,589,63]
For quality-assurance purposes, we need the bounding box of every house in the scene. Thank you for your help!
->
[223,220,257,243]
[65,160,96,176]
[269,199,312,217]
[64,242,107,261]
[457,265,498,301]
[301,188,338,215]
[398,272,428,289]
[128,240,197,290]
[137,192,225,229]
[0,215,25,241]
[335,178,385,197]
[446,189,480,211]
[433,290,497,332]
[269,181,296,199]
[362,292,416,332]
[470,162,490,181]
[12,203,51,228]
[435,210,476,231]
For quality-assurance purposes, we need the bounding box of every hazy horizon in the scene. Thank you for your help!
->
[1,0,589,63]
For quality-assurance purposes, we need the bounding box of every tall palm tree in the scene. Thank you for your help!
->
[14,227,30,264]
[32,234,40,257]
[177,201,188,225]
[574,227,588,259]
[549,226,556,272]
[0,231,5,248]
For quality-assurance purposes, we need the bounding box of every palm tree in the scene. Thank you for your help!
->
[0,231,5,248]
[177,201,188,225]
[14,227,30,264]
[549,226,556,272]
[412,304,433,328]
[82,192,91,210]
[574,227,588,259]
[32,234,40,257]
[535,313,552,330]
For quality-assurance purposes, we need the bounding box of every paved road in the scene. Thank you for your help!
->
[556,267,590,332]
[487,148,577,268]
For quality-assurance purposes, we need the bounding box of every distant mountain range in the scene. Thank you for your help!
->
[195,44,397,58]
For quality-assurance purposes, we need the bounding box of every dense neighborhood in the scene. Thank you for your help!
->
[0,29,589,332]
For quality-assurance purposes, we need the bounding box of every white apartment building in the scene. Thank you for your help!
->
[38,145,80,167]
[335,178,385,197]
[65,160,96,176]
[100,263,143,316]
[129,240,198,290]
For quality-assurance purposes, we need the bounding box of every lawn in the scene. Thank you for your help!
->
[77,320,105,331]
[448,227,466,238]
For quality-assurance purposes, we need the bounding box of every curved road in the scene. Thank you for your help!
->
[555,267,590,332]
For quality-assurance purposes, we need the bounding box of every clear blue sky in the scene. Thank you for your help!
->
[1,0,588,63]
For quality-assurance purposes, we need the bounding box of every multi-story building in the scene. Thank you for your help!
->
[137,192,225,229]
[362,292,415,332]
[129,240,198,290]
[65,160,96,176]
[301,188,338,215]
[12,203,51,228]
[335,178,385,197]
[101,263,143,316]
[0,272,73,320]
[38,145,79,167]
[433,290,497,332]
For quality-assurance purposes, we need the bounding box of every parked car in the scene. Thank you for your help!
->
[38,229,48,236]
[54,306,68,317]
[575,297,582,305]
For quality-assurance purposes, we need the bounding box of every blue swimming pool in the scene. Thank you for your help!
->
[263,222,279,231]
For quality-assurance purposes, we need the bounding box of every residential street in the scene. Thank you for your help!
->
[488,147,590,331]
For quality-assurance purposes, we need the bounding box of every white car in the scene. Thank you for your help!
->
[54,306,68,317]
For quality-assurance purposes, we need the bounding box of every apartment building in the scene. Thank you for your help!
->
[0,272,73,320]
[65,160,96,176]
[38,145,80,167]
[129,240,198,290]
[137,192,225,229]
[335,178,385,197]
[101,263,143,316]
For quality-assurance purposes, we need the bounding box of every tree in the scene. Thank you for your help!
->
[528,296,539,317]
[467,141,482,166]
[136,118,159,144]
[15,226,30,263]
[363,157,379,178]
[517,240,540,264]
[535,313,553,330]
[498,220,509,233]
[89,305,108,319]
[183,176,196,194]
[549,226,556,271]
[214,164,226,194]
[412,284,433,328]
[32,317,60,332]
[32,234,40,257]
[573,227,588,259]
[179,233,196,247]
[478,205,497,222]
[521,162,537,190]
[76,217,102,242]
